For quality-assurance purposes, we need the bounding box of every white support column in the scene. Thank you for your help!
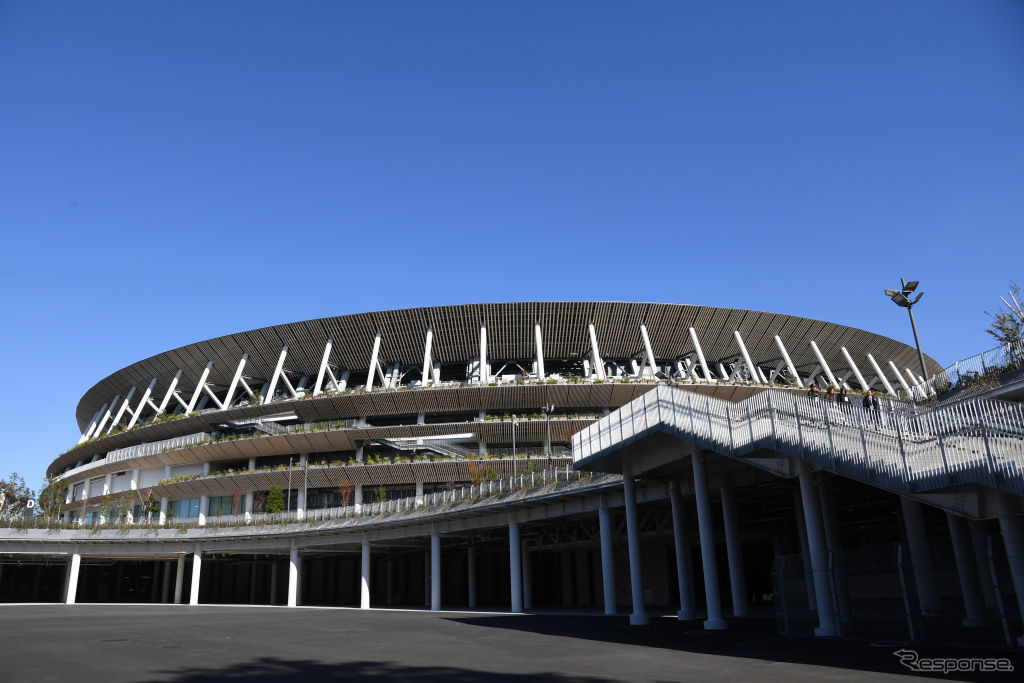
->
[867,354,897,396]
[189,547,202,606]
[669,481,696,620]
[534,322,545,381]
[430,529,441,610]
[360,537,371,609]
[733,330,759,384]
[688,327,713,382]
[64,550,81,604]
[809,341,838,388]
[508,518,523,612]
[479,325,488,384]
[126,378,158,429]
[997,512,1024,645]
[313,339,333,396]
[288,539,300,607]
[693,451,727,629]
[159,496,168,526]
[365,332,382,392]
[793,491,817,610]
[889,360,914,397]
[421,328,434,387]
[946,512,987,627]
[262,347,288,404]
[244,491,253,522]
[467,547,477,609]
[623,472,648,625]
[198,495,208,526]
[799,472,839,636]
[969,520,997,608]
[840,347,869,391]
[720,486,748,617]
[589,323,606,381]
[174,554,185,604]
[599,502,616,615]
[415,481,424,507]
[107,387,136,433]
[354,484,362,512]
[640,324,658,379]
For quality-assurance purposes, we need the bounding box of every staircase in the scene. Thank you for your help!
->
[572,386,1024,498]
[374,437,475,460]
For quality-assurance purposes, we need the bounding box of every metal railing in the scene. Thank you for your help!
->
[573,386,1024,497]
[914,339,1024,401]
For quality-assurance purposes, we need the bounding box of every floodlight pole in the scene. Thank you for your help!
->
[906,304,928,385]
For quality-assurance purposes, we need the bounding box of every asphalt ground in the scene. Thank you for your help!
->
[0,604,1018,682]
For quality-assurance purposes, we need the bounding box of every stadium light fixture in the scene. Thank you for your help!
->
[883,278,930,392]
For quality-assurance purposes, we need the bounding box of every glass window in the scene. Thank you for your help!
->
[169,498,200,518]
[207,495,237,517]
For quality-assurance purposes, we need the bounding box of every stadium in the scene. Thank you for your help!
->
[2,302,1023,647]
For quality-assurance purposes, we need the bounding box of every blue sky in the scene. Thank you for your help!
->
[1,0,1022,486]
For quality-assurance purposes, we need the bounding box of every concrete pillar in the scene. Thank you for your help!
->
[969,520,997,607]
[509,519,522,613]
[693,452,727,629]
[669,481,696,620]
[244,491,253,522]
[386,559,394,606]
[818,474,851,625]
[288,540,300,607]
[354,484,362,512]
[599,503,617,616]
[721,486,748,617]
[622,473,648,625]
[431,530,441,611]
[998,513,1024,646]
[189,548,202,606]
[522,543,532,611]
[270,563,279,605]
[174,555,185,604]
[946,512,987,627]
[161,560,171,603]
[159,496,168,526]
[64,551,81,604]
[416,481,424,507]
[360,538,371,609]
[799,472,839,636]
[901,497,939,616]
[467,547,477,609]
[794,490,817,610]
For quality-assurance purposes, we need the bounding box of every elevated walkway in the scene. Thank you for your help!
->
[572,386,1024,514]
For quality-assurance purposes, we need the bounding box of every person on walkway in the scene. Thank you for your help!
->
[808,385,820,400]
[825,385,836,402]
[839,387,850,405]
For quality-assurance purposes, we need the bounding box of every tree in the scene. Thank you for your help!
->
[266,484,285,513]
[36,477,66,521]
[0,473,35,519]
[143,493,161,524]
[985,281,1024,348]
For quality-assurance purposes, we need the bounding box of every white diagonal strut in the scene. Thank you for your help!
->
[840,347,869,391]
[479,325,488,385]
[263,347,288,405]
[588,323,606,381]
[733,330,759,384]
[186,362,214,414]
[421,328,433,387]
[314,339,333,396]
[809,341,838,388]
[774,335,803,388]
[888,360,913,397]
[80,405,106,443]
[366,332,382,392]
[534,322,545,381]
[866,354,897,396]
[223,353,249,407]
[156,369,183,414]
[107,386,136,433]
[640,324,658,379]
[688,327,714,382]
[126,378,158,429]
[94,395,119,436]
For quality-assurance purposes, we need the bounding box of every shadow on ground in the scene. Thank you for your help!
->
[148,658,603,682]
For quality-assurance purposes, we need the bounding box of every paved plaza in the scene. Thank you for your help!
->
[0,604,1017,682]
